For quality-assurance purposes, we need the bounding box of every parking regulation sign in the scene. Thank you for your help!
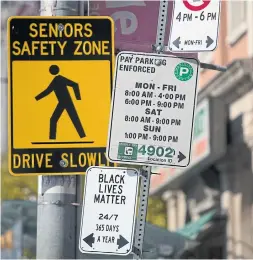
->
[169,0,221,52]
[106,52,199,168]
[79,166,139,255]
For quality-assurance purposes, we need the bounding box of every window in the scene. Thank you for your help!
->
[227,0,247,45]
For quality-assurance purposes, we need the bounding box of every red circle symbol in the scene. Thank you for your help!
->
[183,0,211,11]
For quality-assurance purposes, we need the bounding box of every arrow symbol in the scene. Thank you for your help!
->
[83,233,95,248]
[178,152,186,163]
[206,36,214,48]
[172,37,181,49]
[117,235,129,249]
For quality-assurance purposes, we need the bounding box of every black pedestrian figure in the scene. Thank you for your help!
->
[35,65,86,140]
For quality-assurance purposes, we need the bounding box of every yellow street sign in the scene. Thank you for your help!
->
[8,16,115,176]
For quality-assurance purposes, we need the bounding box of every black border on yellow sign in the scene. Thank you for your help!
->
[8,16,115,176]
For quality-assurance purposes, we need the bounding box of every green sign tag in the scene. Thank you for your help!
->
[174,62,194,81]
[117,142,138,160]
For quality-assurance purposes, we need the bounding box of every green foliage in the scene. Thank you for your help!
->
[23,248,36,259]
[1,156,37,200]
[147,196,167,228]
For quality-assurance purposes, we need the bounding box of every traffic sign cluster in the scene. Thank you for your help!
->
[8,1,221,257]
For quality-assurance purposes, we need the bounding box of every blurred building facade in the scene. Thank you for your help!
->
[151,1,253,259]
[1,220,23,259]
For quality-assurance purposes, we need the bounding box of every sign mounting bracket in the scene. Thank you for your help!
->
[200,62,227,72]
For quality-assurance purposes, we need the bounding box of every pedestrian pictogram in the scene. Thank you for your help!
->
[35,65,86,140]
[169,0,221,52]
[8,16,115,176]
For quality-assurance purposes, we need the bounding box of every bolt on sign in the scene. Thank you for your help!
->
[106,52,199,168]
[8,17,115,176]
[169,0,221,52]
[79,166,139,255]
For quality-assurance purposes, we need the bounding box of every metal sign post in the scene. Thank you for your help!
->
[155,0,170,50]
[132,3,168,256]
[132,166,151,259]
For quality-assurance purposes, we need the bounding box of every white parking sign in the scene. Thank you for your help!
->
[106,52,199,168]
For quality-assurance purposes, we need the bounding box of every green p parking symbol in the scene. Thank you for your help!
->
[174,62,194,81]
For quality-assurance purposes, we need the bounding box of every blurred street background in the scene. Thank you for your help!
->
[1,0,253,259]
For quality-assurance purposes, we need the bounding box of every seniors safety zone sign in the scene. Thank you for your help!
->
[8,16,115,176]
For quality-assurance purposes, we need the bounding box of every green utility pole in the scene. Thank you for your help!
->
[36,1,87,259]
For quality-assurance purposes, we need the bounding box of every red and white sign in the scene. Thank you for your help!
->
[183,0,211,11]
[169,0,221,52]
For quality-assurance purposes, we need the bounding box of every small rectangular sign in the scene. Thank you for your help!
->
[8,16,115,176]
[106,52,199,167]
[168,0,221,52]
[79,166,139,255]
